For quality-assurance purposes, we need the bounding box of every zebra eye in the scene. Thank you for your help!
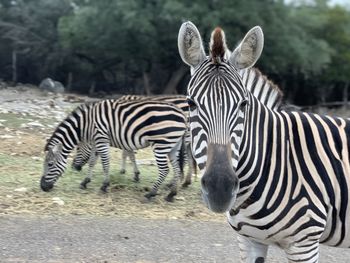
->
[239,99,248,110]
[48,161,54,167]
[187,98,197,111]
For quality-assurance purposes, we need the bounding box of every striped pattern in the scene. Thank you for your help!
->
[179,22,350,262]
[41,99,187,201]
[72,94,197,187]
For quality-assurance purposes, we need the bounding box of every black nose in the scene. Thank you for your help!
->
[201,171,238,196]
[40,177,54,192]
[200,143,238,213]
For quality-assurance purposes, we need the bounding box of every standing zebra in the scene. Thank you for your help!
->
[40,99,187,201]
[71,94,197,187]
[178,21,350,262]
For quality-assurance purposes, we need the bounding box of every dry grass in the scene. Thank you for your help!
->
[0,124,222,222]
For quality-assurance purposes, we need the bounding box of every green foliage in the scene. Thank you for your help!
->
[0,0,349,104]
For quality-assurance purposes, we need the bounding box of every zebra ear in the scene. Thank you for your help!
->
[178,21,206,72]
[51,143,62,155]
[229,26,264,70]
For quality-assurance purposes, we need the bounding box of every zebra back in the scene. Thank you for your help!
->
[118,95,188,112]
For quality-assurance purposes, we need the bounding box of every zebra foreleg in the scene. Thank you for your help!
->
[80,146,98,189]
[237,235,268,263]
[95,139,110,193]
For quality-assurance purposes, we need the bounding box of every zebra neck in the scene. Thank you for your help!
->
[236,96,277,205]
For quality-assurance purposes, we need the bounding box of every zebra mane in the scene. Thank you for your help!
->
[44,102,94,151]
[239,67,283,110]
[210,27,227,64]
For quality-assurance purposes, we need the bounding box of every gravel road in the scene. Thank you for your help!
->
[1,215,350,262]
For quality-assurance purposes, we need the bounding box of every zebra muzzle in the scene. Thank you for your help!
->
[201,143,238,213]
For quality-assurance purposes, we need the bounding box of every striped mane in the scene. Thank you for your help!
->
[44,103,93,151]
[210,27,227,64]
[239,68,283,110]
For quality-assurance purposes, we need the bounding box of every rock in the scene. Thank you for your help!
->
[39,78,65,93]
[0,135,14,139]
[14,187,27,192]
[52,197,65,206]
[26,121,45,128]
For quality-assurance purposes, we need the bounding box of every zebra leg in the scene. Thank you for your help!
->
[284,241,320,263]
[144,152,169,200]
[165,141,184,202]
[80,147,98,189]
[95,139,111,193]
[120,150,127,174]
[182,144,194,188]
[237,235,268,263]
[127,151,140,182]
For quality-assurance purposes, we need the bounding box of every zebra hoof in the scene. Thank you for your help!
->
[133,176,140,183]
[165,192,176,202]
[80,178,91,189]
[182,181,191,188]
[120,169,126,174]
[100,182,110,193]
[144,192,156,200]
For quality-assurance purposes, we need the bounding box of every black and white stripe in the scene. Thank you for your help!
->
[41,99,187,201]
[178,21,350,262]
[72,94,197,187]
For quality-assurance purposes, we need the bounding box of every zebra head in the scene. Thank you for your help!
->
[40,143,68,191]
[178,22,264,213]
[71,142,92,171]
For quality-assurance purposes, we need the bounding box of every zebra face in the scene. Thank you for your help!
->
[40,143,67,191]
[71,143,91,171]
[178,22,264,213]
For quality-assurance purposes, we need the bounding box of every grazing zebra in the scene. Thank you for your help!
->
[72,94,198,187]
[178,21,350,262]
[40,99,187,201]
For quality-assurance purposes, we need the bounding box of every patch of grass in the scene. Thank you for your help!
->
[0,150,221,222]
[0,112,32,129]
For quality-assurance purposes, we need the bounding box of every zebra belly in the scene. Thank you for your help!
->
[110,139,150,152]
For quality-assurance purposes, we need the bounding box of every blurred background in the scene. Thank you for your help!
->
[0,0,349,107]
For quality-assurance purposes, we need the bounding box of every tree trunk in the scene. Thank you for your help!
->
[12,50,17,83]
[89,80,96,96]
[143,72,152,95]
[67,72,73,92]
[343,82,349,110]
[162,66,188,95]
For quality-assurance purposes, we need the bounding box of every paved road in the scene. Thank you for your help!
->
[0,215,349,262]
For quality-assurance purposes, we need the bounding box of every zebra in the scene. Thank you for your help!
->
[71,94,198,187]
[178,21,350,262]
[40,98,187,201]
[72,144,141,181]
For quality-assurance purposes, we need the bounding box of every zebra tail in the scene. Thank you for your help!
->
[178,136,186,175]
